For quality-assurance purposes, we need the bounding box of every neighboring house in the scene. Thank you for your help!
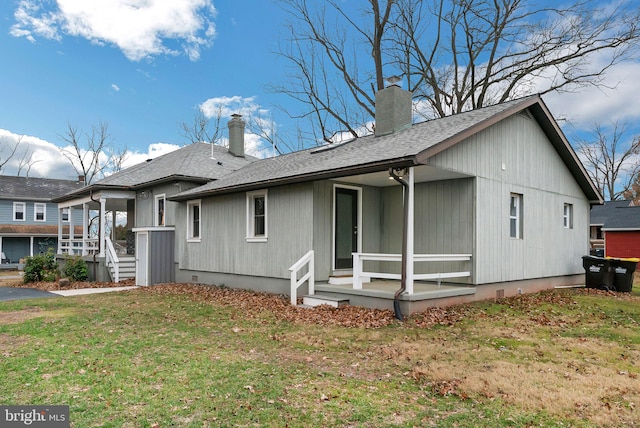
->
[590,200,640,260]
[54,87,602,315]
[0,176,84,264]
[52,123,257,282]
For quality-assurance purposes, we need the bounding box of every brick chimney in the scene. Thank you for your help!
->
[374,84,412,137]
[228,113,246,157]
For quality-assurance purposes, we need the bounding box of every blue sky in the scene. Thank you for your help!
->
[1,0,640,184]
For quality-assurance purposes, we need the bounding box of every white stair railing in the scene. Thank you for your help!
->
[288,250,314,306]
[105,237,120,283]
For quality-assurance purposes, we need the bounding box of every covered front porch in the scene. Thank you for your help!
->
[56,189,136,282]
[290,163,477,316]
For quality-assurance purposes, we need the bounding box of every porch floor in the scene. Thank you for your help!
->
[315,279,476,301]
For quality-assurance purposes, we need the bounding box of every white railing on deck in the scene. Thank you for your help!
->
[58,238,99,256]
[105,237,120,283]
[352,253,472,291]
[288,250,314,306]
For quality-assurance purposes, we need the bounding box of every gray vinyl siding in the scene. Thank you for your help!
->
[379,178,474,279]
[312,181,332,279]
[148,230,175,284]
[0,199,82,225]
[177,183,314,279]
[428,112,589,283]
[135,181,200,228]
[312,181,383,278]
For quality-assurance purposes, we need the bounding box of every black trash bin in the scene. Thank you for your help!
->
[608,258,638,292]
[582,255,614,289]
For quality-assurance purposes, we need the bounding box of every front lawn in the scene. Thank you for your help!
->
[0,284,638,427]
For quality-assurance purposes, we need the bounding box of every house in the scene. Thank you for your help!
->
[167,87,601,314]
[52,131,256,282]
[0,176,84,265]
[54,86,602,315]
[590,200,640,261]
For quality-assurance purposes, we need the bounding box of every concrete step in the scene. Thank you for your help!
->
[328,275,370,285]
[303,293,349,308]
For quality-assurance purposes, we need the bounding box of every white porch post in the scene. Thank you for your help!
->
[29,236,34,257]
[57,207,63,254]
[406,167,415,295]
[99,198,106,257]
[68,207,75,240]
[82,203,88,255]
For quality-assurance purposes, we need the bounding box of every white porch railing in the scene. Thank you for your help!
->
[352,253,472,292]
[105,237,120,283]
[289,250,315,306]
[58,238,99,256]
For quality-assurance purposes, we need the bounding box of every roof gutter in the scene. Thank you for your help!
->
[169,157,417,201]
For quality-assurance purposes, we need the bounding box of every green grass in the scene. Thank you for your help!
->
[1,287,639,427]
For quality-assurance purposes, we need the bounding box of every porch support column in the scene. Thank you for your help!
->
[29,236,34,257]
[406,167,415,295]
[57,207,63,254]
[82,203,88,255]
[99,198,106,257]
[68,207,76,240]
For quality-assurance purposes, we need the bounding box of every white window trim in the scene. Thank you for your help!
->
[510,193,522,239]
[246,189,268,242]
[563,203,573,229]
[62,207,70,223]
[34,202,46,222]
[13,202,26,222]
[154,193,166,227]
[187,199,202,242]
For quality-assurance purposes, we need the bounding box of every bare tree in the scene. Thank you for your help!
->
[276,0,640,143]
[181,105,297,155]
[59,122,126,184]
[577,121,640,201]
[180,108,225,145]
[0,135,38,176]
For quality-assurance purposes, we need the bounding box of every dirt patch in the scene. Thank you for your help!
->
[10,278,135,291]
[0,307,44,325]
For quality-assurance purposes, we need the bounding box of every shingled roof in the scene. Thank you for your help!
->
[591,200,640,230]
[170,95,601,202]
[0,176,84,201]
[54,143,257,202]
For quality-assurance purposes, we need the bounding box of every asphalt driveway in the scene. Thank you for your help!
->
[0,287,57,302]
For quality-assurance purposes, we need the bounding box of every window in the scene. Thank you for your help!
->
[509,193,523,239]
[246,190,268,241]
[155,194,166,226]
[62,208,70,222]
[563,203,573,229]
[34,203,46,222]
[187,200,201,241]
[13,202,25,221]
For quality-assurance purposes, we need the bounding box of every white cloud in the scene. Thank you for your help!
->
[10,0,218,61]
[0,129,75,179]
[0,129,181,181]
[199,95,277,158]
[121,142,180,169]
[542,60,640,130]
[111,83,120,91]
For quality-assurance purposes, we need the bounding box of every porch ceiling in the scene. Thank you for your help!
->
[333,165,471,187]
